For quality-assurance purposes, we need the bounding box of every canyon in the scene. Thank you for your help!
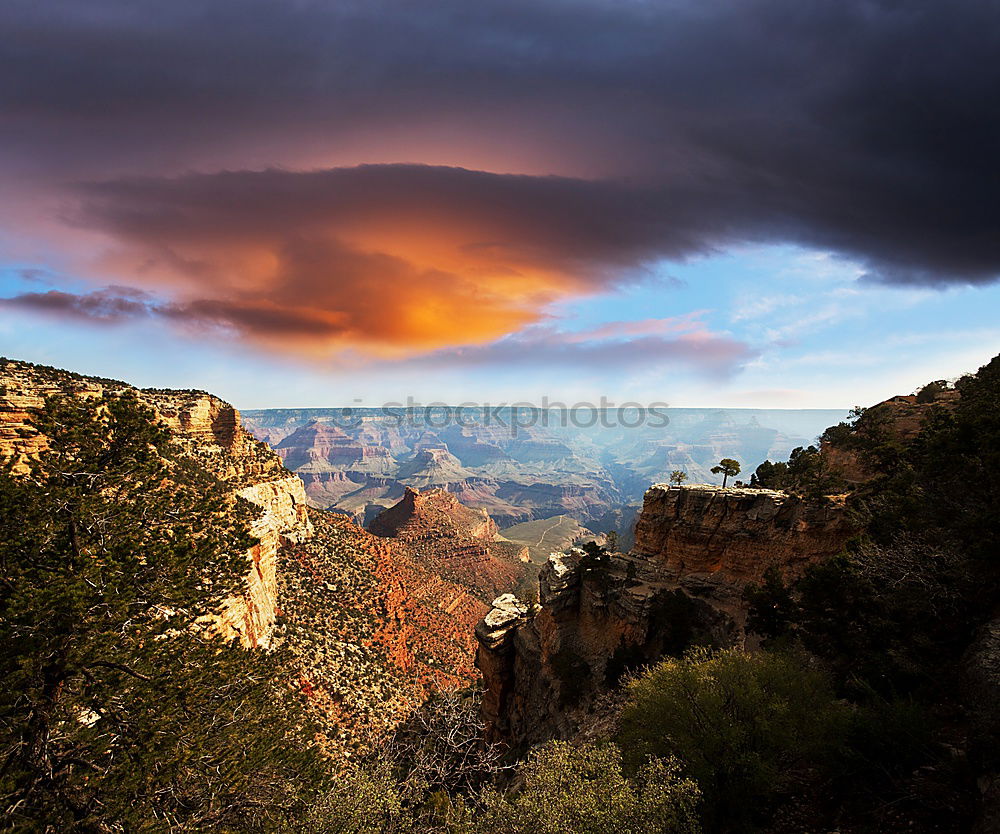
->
[6,354,997,830]
[242,405,846,537]
[0,358,501,762]
[0,357,854,757]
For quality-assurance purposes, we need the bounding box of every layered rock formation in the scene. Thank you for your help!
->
[275,421,393,471]
[476,483,855,746]
[370,487,530,601]
[0,358,313,647]
[633,484,854,595]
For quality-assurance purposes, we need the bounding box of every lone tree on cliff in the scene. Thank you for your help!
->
[711,458,741,487]
[669,470,688,486]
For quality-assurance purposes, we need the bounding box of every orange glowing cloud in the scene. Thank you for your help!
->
[55,164,699,357]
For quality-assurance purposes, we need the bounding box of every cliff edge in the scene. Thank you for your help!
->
[0,358,313,647]
[476,482,855,745]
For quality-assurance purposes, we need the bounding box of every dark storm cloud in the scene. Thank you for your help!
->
[1,283,351,341]
[0,286,155,323]
[1,0,999,296]
[70,165,721,278]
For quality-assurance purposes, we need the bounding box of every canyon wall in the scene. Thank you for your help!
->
[241,406,845,530]
[0,358,312,647]
[476,483,856,746]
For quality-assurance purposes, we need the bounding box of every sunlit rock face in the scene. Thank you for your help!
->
[476,483,856,746]
[633,484,855,590]
[369,487,530,602]
[0,357,313,647]
[216,475,314,647]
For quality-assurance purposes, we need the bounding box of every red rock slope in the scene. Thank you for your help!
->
[369,487,530,601]
[277,509,487,759]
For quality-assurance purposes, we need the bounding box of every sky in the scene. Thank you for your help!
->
[1,0,998,410]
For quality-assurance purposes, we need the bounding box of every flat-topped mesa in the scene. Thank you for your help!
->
[476,483,856,746]
[0,357,312,647]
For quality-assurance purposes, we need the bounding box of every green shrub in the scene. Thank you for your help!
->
[916,379,949,403]
[650,588,701,656]
[749,459,787,489]
[743,566,798,643]
[825,693,933,800]
[302,765,411,833]
[605,642,647,686]
[617,648,841,831]
[477,741,701,834]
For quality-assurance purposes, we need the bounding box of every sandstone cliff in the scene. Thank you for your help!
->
[476,483,855,745]
[633,484,854,595]
[0,358,313,647]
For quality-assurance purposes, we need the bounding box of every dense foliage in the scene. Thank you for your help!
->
[306,742,701,834]
[738,357,1000,829]
[618,648,839,832]
[0,394,326,832]
[477,743,700,834]
[749,444,845,496]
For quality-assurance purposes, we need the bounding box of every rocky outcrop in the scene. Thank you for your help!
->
[213,475,313,647]
[0,358,312,647]
[476,483,855,746]
[370,486,499,541]
[633,484,854,595]
[369,487,530,602]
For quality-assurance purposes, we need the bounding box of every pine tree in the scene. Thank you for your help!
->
[710,459,740,488]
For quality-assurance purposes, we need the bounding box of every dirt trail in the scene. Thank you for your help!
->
[531,515,568,547]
